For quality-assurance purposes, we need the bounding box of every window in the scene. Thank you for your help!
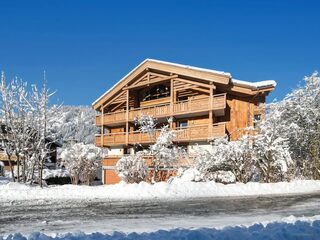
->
[142,84,170,101]
[103,127,110,134]
[254,114,262,128]
[178,120,188,129]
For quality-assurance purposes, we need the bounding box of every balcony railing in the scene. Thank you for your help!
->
[101,155,190,167]
[95,122,226,147]
[96,93,226,126]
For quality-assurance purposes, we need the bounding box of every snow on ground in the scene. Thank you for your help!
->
[0,176,9,185]
[2,217,320,240]
[0,179,320,202]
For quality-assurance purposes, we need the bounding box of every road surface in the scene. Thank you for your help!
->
[1,192,320,236]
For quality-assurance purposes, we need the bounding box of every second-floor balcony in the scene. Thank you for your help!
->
[95,122,226,147]
[96,93,226,126]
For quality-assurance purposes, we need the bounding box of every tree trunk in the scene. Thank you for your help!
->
[16,155,20,182]
[22,158,26,183]
[39,159,44,188]
[7,155,15,182]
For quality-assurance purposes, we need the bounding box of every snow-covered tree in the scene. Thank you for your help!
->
[116,152,147,183]
[264,72,320,179]
[0,73,28,181]
[48,105,98,145]
[134,115,186,183]
[227,135,256,183]
[281,73,320,178]
[0,72,57,185]
[134,114,157,138]
[253,115,293,183]
[60,143,102,185]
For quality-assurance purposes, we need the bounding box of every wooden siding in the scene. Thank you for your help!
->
[104,169,121,185]
[222,95,260,140]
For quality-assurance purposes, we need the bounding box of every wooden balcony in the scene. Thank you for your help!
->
[96,93,226,126]
[95,122,226,147]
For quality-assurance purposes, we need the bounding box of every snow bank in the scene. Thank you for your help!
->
[42,169,70,180]
[2,219,320,240]
[0,180,320,202]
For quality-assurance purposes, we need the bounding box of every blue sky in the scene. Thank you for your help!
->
[0,0,319,105]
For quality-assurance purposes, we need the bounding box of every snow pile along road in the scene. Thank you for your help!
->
[1,180,320,202]
[2,219,320,240]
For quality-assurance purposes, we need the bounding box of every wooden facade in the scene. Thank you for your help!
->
[93,59,275,184]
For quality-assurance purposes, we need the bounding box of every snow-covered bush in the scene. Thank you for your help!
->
[176,168,235,184]
[193,136,230,181]
[116,153,147,183]
[192,132,291,183]
[61,143,102,185]
[227,135,256,183]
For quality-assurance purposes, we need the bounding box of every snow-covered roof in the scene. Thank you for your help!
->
[92,59,231,106]
[232,79,277,90]
[146,59,232,77]
[92,59,277,107]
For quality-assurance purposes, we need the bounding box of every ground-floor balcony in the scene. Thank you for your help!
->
[95,122,226,147]
[96,93,226,126]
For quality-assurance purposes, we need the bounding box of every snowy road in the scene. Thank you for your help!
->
[1,192,320,236]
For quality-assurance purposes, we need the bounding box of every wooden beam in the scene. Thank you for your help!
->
[101,106,104,146]
[170,78,174,128]
[104,90,126,107]
[126,89,129,146]
[110,101,126,112]
[175,78,215,89]
[209,84,214,136]
[130,72,149,87]
[148,71,171,79]
[193,87,210,94]
[123,75,178,90]
[174,84,196,91]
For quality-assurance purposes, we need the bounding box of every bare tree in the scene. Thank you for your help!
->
[0,71,57,185]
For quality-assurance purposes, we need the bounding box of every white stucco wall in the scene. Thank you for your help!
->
[188,142,213,154]
[108,147,124,156]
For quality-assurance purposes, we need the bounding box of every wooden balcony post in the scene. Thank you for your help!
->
[170,78,174,129]
[126,89,129,146]
[209,83,214,136]
[101,106,104,147]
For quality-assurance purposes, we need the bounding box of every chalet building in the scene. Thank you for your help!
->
[92,59,276,184]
